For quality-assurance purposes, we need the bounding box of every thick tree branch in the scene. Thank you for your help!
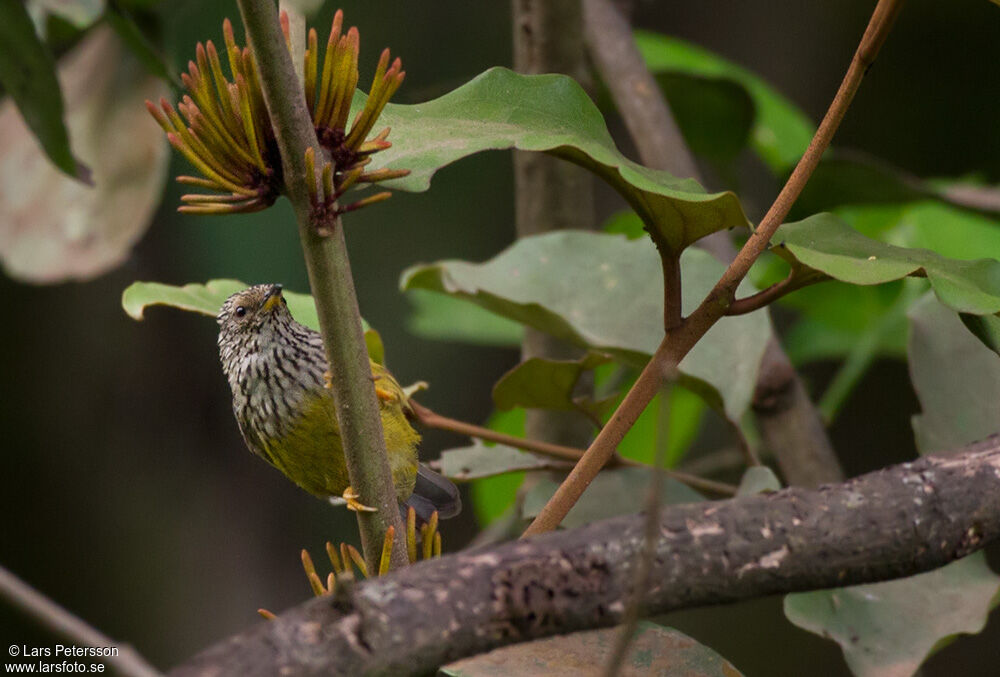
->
[513,0,597,448]
[171,435,1000,677]
[583,0,844,487]
[236,0,408,570]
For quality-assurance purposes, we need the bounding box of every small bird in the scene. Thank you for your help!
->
[217,283,460,521]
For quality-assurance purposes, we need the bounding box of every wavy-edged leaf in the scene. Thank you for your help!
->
[367,68,748,254]
[736,466,781,496]
[0,27,168,281]
[785,555,1000,677]
[436,442,567,482]
[442,621,743,677]
[0,0,77,176]
[908,293,1000,455]
[774,213,1000,315]
[122,280,384,363]
[405,288,522,347]
[402,231,770,423]
[654,71,754,164]
[492,353,611,412]
[635,31,814,174]
[522,467,703,529]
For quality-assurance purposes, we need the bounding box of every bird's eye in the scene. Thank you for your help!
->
[235,306,247,318]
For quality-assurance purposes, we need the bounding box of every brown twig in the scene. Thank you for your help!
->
[602,377,674,677]
[0,565,162,677]
[726,271,830,316]
[524,0,905,536]
[409,400,736,496]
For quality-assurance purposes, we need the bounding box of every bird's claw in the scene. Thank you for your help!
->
[342,486,377,513]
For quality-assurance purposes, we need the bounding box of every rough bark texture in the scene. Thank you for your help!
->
[171,435,1000,677]
[583,0,844,486]
[513,0,596,448]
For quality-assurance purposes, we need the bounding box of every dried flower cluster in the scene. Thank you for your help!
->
[147,10,408,217]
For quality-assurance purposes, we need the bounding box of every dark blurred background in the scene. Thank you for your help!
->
[1,1,998,675]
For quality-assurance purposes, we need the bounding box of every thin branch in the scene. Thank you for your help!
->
[169,435,1000,677]
[726,271,829,316]
[409,401,736,496]
[0,565,162,677]
[235,0,408,571]
[602,378,674,677]
[661,253,682,330]
[525,0,904,535]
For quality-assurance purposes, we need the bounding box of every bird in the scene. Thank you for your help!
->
[216,283,460,521]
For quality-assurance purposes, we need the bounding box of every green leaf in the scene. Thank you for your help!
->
[960,313,1000,357]
[402,231,770,423]
[0,0,77,176]
[784,555,1000,677]
[436,443,566,482]
[121,280,384,363]
[492,353,611,412]
[522,467,704,529]
[654,71,754,164]
[368,68,749,254]
[908,293,1000,455]
[441,621,743,676]
[33,0,106,28]
[774,213,1000,315]
[469,408,526,527]
[634,31,814,173]
[405,288,523,347]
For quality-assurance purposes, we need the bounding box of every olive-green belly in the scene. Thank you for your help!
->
[257,393,420,502]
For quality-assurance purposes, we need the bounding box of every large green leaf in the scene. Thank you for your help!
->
[367,68,749,254]
[0,0,77,176]
[405,288,523,347]
[908,293,1000,455]
[522,467,704,529]
[653,71,754,164]
[441,622,743,676]
[634,31,814,174]
[785,556,1000,677]
[469,408,527,527]
[774,213,1000,315]
[436,442,567,482]
[402,231,770,423]
[785,292,1000,676]
[492,353,611,413]
[122,280,384,364]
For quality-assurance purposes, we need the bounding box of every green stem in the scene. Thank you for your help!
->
[236,0,408,572]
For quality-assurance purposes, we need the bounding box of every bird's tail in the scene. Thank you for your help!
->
[404,464,461,523]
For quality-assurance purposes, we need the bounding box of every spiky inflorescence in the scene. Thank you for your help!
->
[257,507,442,620]
[146,10,409,216]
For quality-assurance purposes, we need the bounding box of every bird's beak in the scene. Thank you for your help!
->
[262,284,284,312]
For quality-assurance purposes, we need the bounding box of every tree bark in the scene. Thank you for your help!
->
[513,0,596,448]
[171,435,1000,677]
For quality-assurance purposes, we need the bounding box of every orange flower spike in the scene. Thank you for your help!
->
[314,10,344,126]
[305,28,318,115]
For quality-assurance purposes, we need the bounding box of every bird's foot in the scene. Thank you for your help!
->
[324,369,332,390]
[342,486,377,513]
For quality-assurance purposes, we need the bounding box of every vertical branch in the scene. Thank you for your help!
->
[584,0,844,486]
[236,0,408,571]
[512,0,596,447]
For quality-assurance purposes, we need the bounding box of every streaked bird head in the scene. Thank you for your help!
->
[217,283,294,356]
